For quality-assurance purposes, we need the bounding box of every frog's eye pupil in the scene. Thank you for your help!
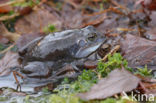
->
[79,40,86,47]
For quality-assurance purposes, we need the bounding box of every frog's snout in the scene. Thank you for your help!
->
[75,39,105,58]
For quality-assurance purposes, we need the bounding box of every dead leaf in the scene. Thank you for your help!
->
[149,11,156,27]
[0,36,9,44]
[138,81,156,97]
[0,51,20,76]
[15,7,62,34]
[62,4,107,29]
[120,34,156,70]
[142,0,156,11]
[0,0,12,13]
[77,68,140,100]
[16,32,44,49]
[0,22,20,41]
[84,60,97,69]
[61,5,84,29]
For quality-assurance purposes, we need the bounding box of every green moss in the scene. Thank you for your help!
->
[0,97,8,102]
[100,98,116,103]
[49,94,79,103]
[42,87,50,93]
[43,24,57,34]
[22,53,151,103]
[12,0,39,7]
[135,65,152,77]
[97,53,132,77]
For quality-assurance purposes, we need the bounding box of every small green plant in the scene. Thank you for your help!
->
[101,98,116,103]
[23,53,150,103]
[102,0,109,3]
[97,53,130,77]
[0,44,4,51]
[49,94,79,103]
[42,87,49,93]
[71,70,97,92]
[43,24,57,34]
[12,0,40,7]
[135,65,152,77]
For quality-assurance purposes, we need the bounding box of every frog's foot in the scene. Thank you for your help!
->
[13,71,25,91]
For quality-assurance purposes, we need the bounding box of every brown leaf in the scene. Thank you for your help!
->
[0,0,12,13]
[149,11,156,27]
[84,60,97,69]
[138,81,156,97]
[142,0,156,11]
[61,5,84,29]
[120,34,156,69]
[0,22,20,42]
[16,32,44,49]
[0,36,9,44]
[15,7,62,34]
[62,4,107,29]
[77,69,140,100]
[0,51,20,76]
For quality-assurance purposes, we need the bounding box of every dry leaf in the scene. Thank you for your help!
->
[77,68,140,100]
[0,22,20,41]
[16,32,44,49]
[0,0,12,13]
[15,7,62,34]
[120,34,156,70]
[149,11,156,27]
[0,51,20,76]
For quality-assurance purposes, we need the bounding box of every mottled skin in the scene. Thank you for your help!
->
[18,26,105,79]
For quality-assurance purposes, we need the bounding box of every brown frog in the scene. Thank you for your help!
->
[18,26,106,83]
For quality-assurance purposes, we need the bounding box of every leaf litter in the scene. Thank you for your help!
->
[0,51,20,76]
[0,0,156,102]
[77,68,140,100]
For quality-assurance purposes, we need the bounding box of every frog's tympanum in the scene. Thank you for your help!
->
[18,26,105,82]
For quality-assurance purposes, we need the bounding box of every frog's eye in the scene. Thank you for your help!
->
[88,33,97,41]
[78,39,86,47]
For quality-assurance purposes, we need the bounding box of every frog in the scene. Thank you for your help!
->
[18,26,106,83]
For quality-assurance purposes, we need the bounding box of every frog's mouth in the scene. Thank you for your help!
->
[75,41,104,58]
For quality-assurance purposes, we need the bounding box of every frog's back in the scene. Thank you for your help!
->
[31,30,82,60]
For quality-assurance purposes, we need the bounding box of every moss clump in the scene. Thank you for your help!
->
[23,53,151,103]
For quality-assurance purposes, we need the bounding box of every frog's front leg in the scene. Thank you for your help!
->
[21,61,54,79]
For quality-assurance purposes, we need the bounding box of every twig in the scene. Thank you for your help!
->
[100,45,120,62]
[0,13,20,21]
[64,0,79,9]
[0,0,47,21]
[81,14,107,28]
[110,0,129,14]
[0,43,15,54]
[114,94,119,99]
[116,28,136,32]
[84,8,111,16]
[0,0,25,8]
[138,82,150,93]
